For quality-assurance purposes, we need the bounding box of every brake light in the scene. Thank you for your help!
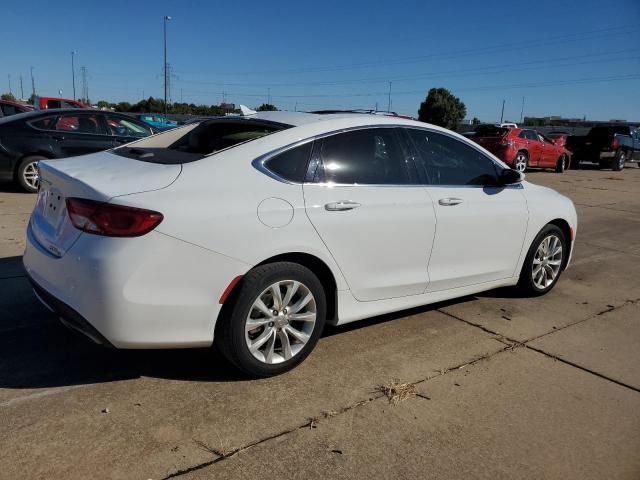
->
[611,137,619,149]
[65,198,163,237]
[501,139,515,147]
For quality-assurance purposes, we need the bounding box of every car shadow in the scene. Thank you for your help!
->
[1,254,511,390]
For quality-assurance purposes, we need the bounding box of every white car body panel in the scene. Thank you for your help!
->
[303,183,436,301]
[23,112,578,349]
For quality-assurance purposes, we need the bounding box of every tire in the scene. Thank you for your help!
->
[513,151,528,173]
[16,155,46,193]
[518,224,567,296]
[555,155,566,173]
[612,149,626,171]
[215,262,327,377]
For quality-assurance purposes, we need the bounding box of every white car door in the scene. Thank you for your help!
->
[404,128,528,292]
[303,127,436,302]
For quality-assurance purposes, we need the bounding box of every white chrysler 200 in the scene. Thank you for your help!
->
[24,111,577,377]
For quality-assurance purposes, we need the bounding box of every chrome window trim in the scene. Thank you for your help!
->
[252,123,523,188]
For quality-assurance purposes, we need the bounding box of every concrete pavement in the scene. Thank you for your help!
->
[0,166,638,479]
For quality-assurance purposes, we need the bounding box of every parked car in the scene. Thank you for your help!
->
[135,114,178,130]
[23,111,577,377]
[471,125,571,173]
[566,125,639,171]
[34,96,87,110]
[0,109,154,192]
[546,131,570,148]
[0,99,34,117]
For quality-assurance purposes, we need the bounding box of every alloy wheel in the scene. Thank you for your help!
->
[245,280,317,364]
[532,234,563,289]
[23,162,39,190]
[514,153,527,172]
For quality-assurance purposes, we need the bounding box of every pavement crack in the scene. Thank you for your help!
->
[160,347,509,479]
[525,344,640,394]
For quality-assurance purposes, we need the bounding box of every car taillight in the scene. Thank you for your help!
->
[65,198,163,237]
[501,139,515,147]
[611,137,619,149]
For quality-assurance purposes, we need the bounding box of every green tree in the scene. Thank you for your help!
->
[115,102,132,112]
[1,93,16,101]
[27,93,37,104]
[472,117,481,125]
[96,100,111,109]
[418,88,466,130]
[257,103,278,111]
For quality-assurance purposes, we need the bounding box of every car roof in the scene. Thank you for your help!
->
[0,108,135,125]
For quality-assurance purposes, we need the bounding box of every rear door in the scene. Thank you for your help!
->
[525,130,542,165]
[303,127,436,301]
[404,127,528,291]
[49,112,114,156]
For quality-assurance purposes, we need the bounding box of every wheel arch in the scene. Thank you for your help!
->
[219,252,339,325]
[548,218,572,270]
[13,152,53,179]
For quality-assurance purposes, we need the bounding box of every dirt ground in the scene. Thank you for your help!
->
[0,165,639,479]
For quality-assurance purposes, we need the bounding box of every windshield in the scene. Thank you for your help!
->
[474,126,509,137]
[114,118,292,164]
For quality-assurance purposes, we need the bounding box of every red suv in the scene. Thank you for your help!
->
[470,125,572,173]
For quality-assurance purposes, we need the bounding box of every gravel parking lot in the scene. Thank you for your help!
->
[1,166,639,479]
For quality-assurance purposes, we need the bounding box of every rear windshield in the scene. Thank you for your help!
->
[473,126,508,137]
[588,126,630,137]
[114,118,292,164]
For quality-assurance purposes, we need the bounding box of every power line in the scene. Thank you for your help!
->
[173,50,639,88]
[175,24,640,77]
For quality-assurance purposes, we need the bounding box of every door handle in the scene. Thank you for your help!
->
[325,201,361,211]
[51,135,65,141]
[438,197,463,206]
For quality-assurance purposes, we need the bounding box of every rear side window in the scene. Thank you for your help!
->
[318,128,413,185]
[54,114,107,134]
[265,142,312,183]
[29,116,59,130]
[406,129,499,186]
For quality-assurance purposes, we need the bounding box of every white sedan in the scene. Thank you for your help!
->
[24,111,577,377]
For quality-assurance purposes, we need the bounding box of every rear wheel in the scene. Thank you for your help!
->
[16,156,46,193]
[215,262,326,377]
[555,155,567,173]
[514,151,528,173]
[518,224,566,296]
[612,149,626,171]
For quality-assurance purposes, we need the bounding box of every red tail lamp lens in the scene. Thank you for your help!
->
[66,198,163,237]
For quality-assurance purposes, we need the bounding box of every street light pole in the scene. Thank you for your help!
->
[70,51,77,100]
[163,16,172,115]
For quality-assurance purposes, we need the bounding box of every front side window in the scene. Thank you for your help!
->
[54,114,106,134]
[107,116,152,137]
[265,142,313,183]
[406,128,499,186]
[318,128,412,185]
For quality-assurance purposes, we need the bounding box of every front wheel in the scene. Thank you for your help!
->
[518,224,566,296]
[612,150,626,171]
[555,155,567,173]
[215,262,326,377]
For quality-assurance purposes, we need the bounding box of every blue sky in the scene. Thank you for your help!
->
[2,0,639,121]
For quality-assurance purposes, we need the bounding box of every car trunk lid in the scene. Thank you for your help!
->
[30,151,181,257]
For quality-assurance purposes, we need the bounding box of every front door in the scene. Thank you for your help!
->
[404,127,528,292]
[303,127,436,302]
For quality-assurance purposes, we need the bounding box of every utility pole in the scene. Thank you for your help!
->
[520,96,525,124]
[8,74,11,96]
[30,66,36,98]
[81,66,89,103]
[20,76,24,99]
[500,99,505,123]
[70,51,77,100]
[163,15,172,114]
[180,88,183,103]
[267,87,271,105]
[387,81,392,112]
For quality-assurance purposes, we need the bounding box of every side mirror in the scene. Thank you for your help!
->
[499,169,524,185]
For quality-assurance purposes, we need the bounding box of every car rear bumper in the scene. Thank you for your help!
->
[23,222,250,349]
